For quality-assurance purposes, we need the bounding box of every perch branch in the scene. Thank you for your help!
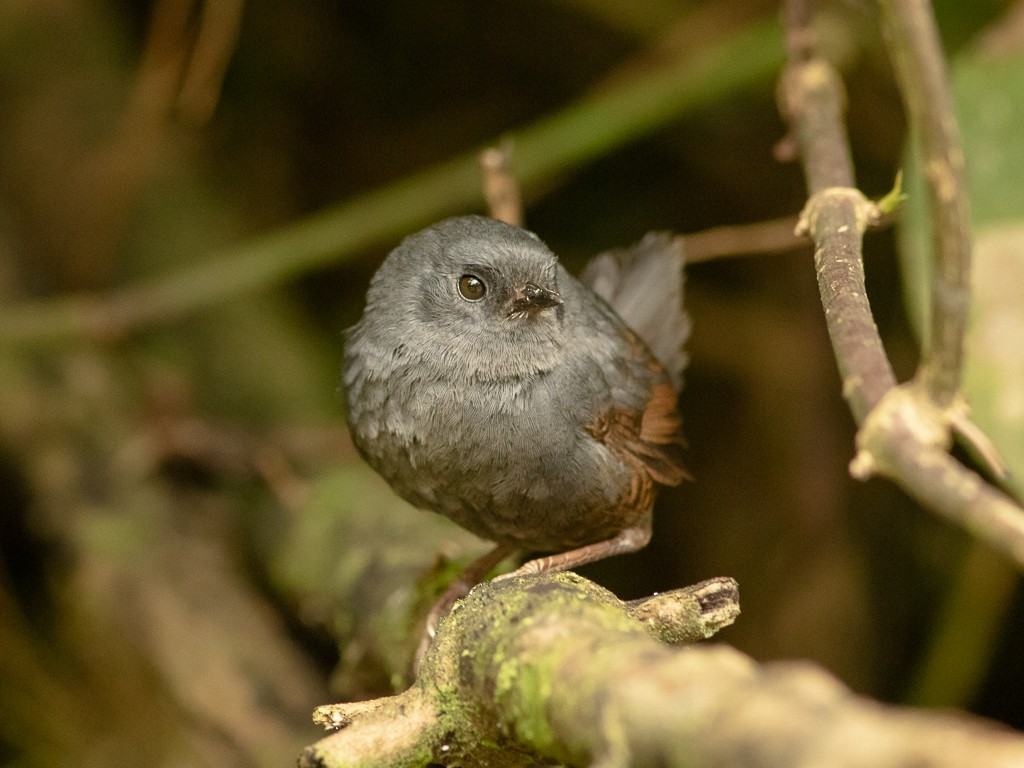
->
[880,0,972,409]
[300,573,1024,768]
[780,0,1024,569]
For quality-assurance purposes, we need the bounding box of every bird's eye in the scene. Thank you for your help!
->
[458,274,486,301]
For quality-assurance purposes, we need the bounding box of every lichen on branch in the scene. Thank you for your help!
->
[300,572,1024,768]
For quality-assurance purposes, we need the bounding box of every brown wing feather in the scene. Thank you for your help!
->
[586,347,688,499]
[632,381,688,486]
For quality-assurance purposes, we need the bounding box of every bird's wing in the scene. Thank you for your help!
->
[585,329,688,491]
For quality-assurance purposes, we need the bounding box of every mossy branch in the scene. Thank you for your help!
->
[300,573,1024,768]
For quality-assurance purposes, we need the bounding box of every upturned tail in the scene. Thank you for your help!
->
[580,233,689,391]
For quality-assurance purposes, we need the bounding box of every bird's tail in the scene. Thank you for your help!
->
[580,233,690,391]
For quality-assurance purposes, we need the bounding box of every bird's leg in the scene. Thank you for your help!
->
[495,521,652,579]
[414,542,518,672]
[425,542,519,634]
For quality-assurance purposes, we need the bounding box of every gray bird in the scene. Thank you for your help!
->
[342,215,689,587]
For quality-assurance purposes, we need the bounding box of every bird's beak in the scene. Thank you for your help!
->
[510,282,563,314]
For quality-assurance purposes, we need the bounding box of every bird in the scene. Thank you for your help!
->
[341,215,689,607]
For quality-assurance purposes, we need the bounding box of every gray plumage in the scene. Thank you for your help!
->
[341,215,688,555]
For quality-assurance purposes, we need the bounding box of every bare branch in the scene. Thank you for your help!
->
[880,0,972,409]
[779,16,896,422]
[779,0,1024,568]
[851,385,1024,565]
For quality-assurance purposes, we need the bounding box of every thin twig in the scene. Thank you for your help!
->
[781,0,854,190]
[683,215,805,263]
[133,0,194,120]
[880,0,972,409]
[177,0,246,124]
[479,143,523,226]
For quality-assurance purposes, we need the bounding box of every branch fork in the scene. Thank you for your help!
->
[794,187,880,240]
[849,382,953,480]
[782,0,1024,570]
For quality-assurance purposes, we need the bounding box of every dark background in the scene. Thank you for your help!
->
[1,2,1020,766]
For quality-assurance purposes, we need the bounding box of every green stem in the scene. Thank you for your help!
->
[0,19,783,348]
[905,541,1018,707]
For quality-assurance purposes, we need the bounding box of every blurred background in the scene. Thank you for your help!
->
[1,1,1023,766]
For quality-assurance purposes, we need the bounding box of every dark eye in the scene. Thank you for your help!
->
[458,274,486,301]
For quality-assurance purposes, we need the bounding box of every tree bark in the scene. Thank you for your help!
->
[301,573,1024,768]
